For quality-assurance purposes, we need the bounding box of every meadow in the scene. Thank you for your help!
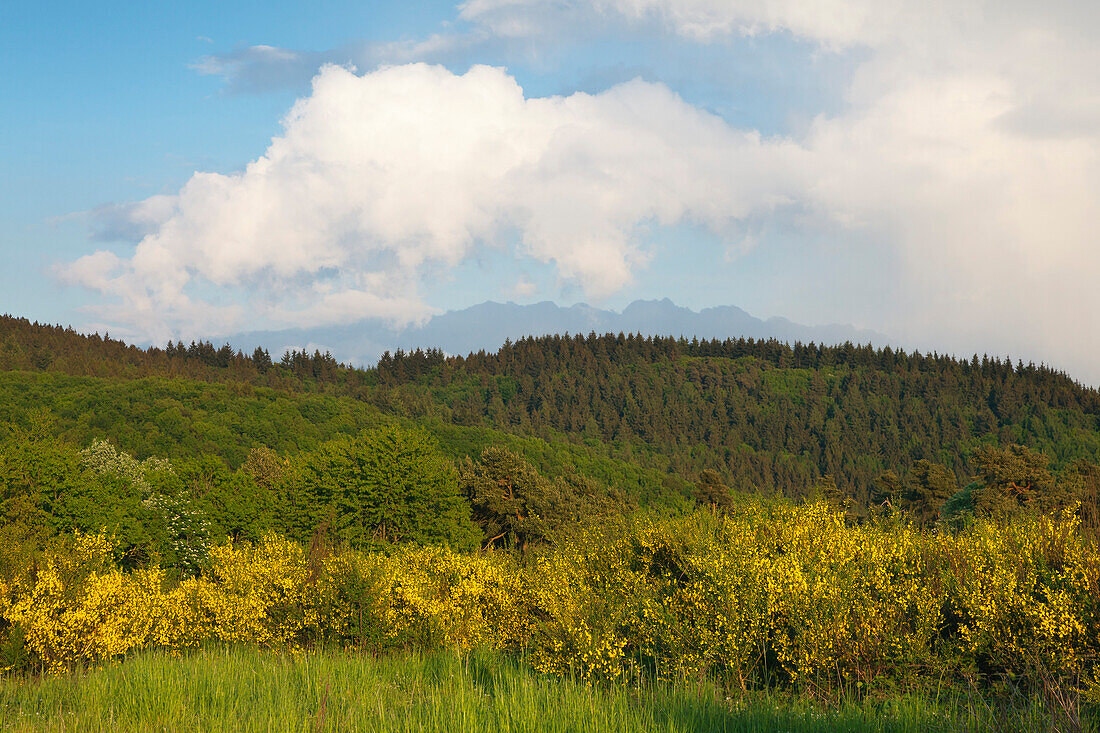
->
[0,647,1079,732]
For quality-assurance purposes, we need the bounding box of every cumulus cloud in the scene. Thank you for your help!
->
[63,63,803,342]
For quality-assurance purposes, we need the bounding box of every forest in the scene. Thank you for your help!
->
[3,314,1100,529]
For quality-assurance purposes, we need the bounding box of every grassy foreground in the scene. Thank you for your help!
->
[0,647,1089,733]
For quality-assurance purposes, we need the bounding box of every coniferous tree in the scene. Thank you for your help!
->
[971,444,1058,515]
[692,469,737,513]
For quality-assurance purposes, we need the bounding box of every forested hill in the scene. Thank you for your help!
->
[3,314,1100,509]
[372,334,1100,504]
[0,315,370,392]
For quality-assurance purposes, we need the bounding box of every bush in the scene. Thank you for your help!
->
[0,500,1095,702]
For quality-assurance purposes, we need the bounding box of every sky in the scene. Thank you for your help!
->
[2,1,1099,382]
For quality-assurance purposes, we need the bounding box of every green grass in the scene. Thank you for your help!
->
[1,647,1090,732]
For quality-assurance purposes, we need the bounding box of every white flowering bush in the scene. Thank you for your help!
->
[80,439,210,574]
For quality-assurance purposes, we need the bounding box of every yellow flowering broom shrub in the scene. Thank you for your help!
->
[157,535,321,650]
[346,545,534,651]
[761,503,942,685]
[525,503,943,686]
[1,500,1096,694]
[525,532,639,681]
[943,508,1098,677]
[1,534,163,674]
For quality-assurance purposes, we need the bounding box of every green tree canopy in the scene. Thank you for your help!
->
[692,469,738,514]
[873,460,957,526]
[294,425,479,550]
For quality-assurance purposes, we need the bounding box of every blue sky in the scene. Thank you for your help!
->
[3,1,1099,382]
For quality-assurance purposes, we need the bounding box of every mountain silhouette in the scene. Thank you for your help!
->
[230,299,890,366]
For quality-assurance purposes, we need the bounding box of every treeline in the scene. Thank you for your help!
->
[4,316,1100,516]
[377,332,1096,410]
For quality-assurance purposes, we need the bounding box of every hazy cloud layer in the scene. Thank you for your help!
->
[191,32,495,95]
[462,0,1100,375]
[191,44,328,94]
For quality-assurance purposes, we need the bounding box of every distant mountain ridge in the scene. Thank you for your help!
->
[231,299,890,367]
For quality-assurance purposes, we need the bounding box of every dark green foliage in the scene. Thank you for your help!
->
[251,347,272,374]
[1062,459,1100,536]
[175,456,275,544]
[908,460,958,515]
[0,427,163,567]
[3,315,1100,525]
[691,469,738,513]
[873,460,958,525]
[368,334,1100,515]
[428,422,690,512]
[0,315,373,392]
[459,447,631,550]
[0,421,68,547]
[938,444,1100,530]
[0,371,384,466]
[939,481,980,529]
[971,444,1059,515]
[460,447,552,550]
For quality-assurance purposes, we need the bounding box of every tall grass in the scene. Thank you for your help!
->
[0,647,1090,732]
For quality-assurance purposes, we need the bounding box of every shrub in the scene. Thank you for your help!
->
[0,499,1095,701]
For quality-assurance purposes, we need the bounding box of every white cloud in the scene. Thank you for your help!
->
[64,63,802,342]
